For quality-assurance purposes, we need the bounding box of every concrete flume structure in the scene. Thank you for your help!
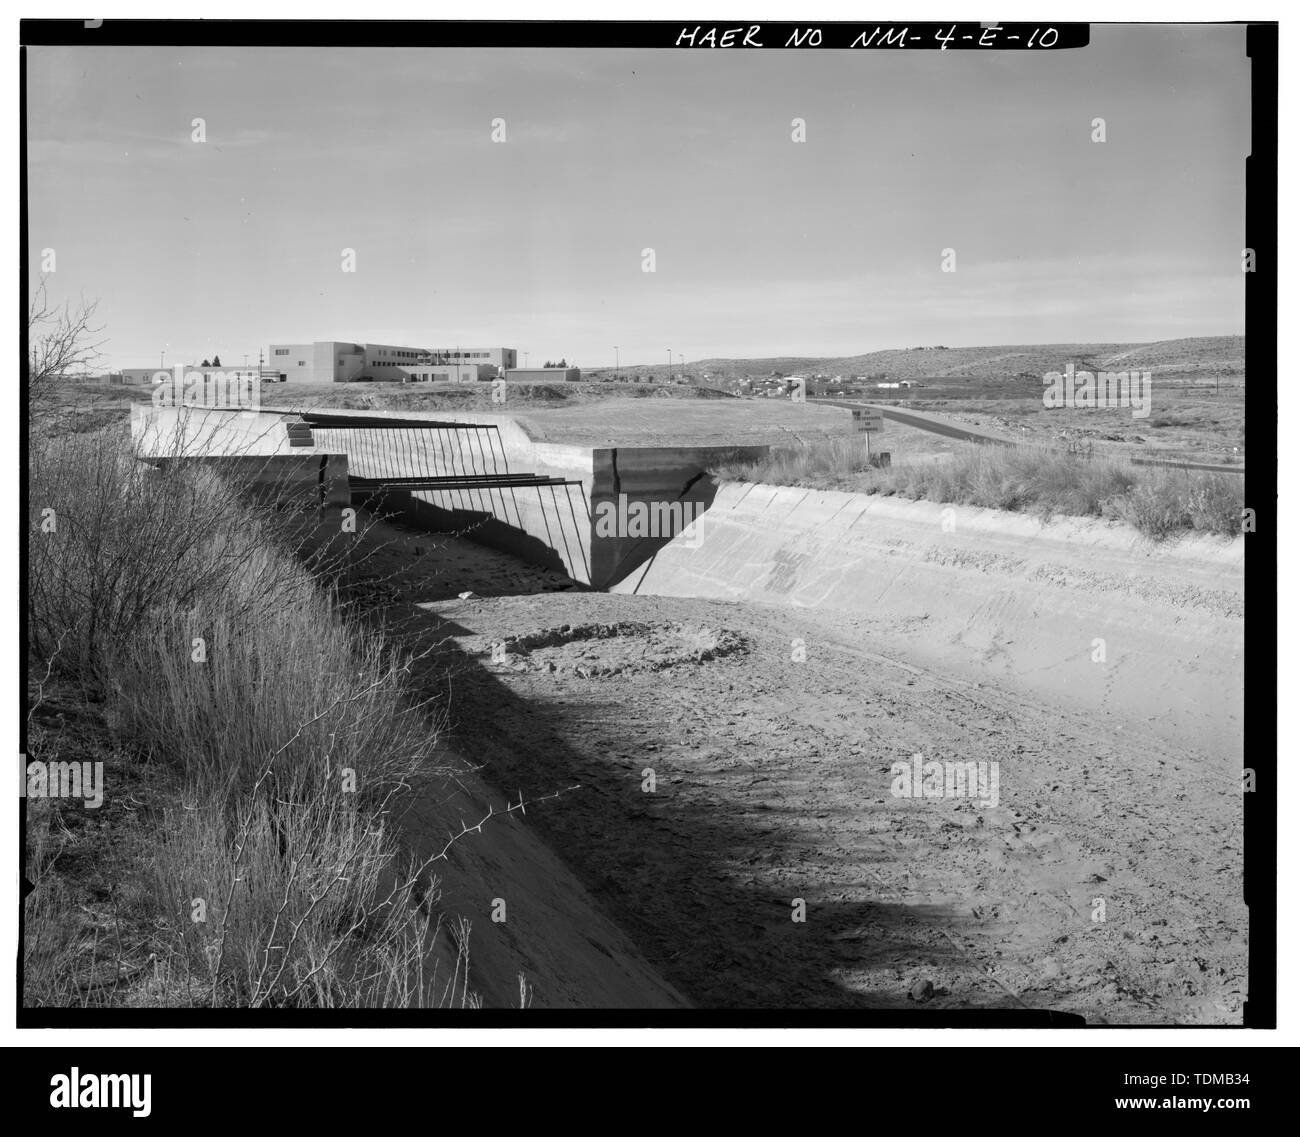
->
[130,400,856,589]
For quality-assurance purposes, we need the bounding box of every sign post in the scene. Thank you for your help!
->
[851,407,885,465]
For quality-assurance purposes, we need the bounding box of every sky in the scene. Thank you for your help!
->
[26,25,1250,371]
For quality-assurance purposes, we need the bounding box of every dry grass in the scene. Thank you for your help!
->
[22,794,86,1006]
[25,421,477,1008]
[714,439,1245,540]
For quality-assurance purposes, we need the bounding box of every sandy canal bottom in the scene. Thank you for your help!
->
[336,510,1245,1020]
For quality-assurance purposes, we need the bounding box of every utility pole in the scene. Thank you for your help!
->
[666,348,671,381]
[614,345,619,379]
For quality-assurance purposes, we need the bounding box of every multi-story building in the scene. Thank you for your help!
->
[264,342,517,383]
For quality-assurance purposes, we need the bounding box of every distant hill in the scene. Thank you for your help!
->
[686,336,1244,383]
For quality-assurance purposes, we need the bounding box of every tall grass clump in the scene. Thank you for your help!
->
[22,794,86,1006]
[1106,468,1243,541]
[712,432,872,486]
[26,422,467,1007]
[868,445,1141,520]
[28,425,317,678]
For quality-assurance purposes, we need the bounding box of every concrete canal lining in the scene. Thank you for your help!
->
[613,480,1245,758]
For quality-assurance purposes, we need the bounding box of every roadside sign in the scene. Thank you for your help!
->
[852,408,884,433]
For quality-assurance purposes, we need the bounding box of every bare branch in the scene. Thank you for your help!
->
[28,277,106,416]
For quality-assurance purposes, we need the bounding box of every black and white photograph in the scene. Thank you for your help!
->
[12,8,1284,1077]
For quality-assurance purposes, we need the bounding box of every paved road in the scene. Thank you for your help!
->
[813,398,1245,475]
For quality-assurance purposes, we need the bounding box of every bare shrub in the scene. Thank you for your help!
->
[28,278,104,422]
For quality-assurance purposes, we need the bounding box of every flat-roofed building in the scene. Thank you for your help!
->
[116,364,260,385]
[117,368,161,385]
[265,342,517,382]
[504,366,582,383]
[267,342,368,383]
[406,363,494,383]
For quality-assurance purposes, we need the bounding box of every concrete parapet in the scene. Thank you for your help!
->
[130,404,350,516]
